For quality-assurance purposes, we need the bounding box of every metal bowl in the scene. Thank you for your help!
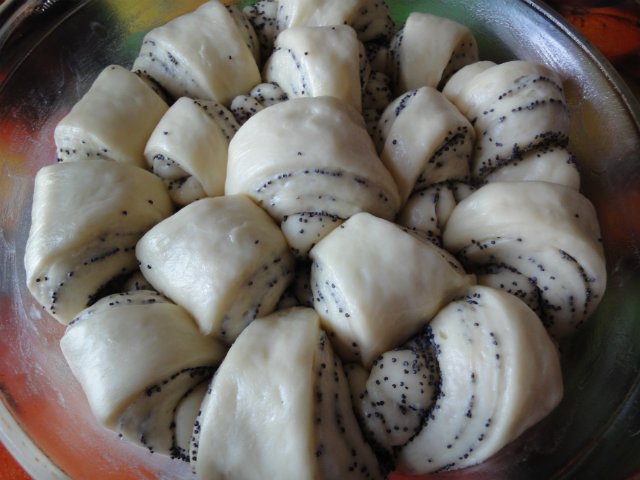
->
[1,1,639,478]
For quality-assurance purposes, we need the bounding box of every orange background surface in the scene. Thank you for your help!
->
[0,443,30,480]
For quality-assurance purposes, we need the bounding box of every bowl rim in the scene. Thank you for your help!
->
[0,401,68,478]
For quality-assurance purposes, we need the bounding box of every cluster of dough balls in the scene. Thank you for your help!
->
[24,0,606,478]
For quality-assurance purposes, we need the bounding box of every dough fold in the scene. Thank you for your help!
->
[60,290,226,459]
[443,61,579,188]
[310,212,475,366]
[389,12,478,94]
[24,160,173,324]
[144,97,239,206]
[136,195,294,342]
[54,65,168,168]
[396,286,562,473]
[132,1,261,104]
[226,96,401,257]
[443,181,606,337]
[375,87,474,204]
[244,0,393,57]
[263,25,367,112]
[191,307,383,480]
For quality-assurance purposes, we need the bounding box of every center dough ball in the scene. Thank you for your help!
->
[135,195,295,343]
[225,96,401,257]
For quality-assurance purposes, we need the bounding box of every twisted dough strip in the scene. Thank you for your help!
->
[244,0,393,58]
[191,307,383,480]
[389,12,479,94]
[263,25,368,112]
[54,65,168,168]
[225,96,401,257]
[374,86,474,204]
[144,97,239,206]
[444,60,580,188]
[309,212,475,366]
[136,195,294,343]
[399,287,562,472]
[24,160,173,324]
[373,86,475,246]
[347,286,562,473]
[132,1,260,104]
[443,181,606,337]
[60,290,226,460]
[388,286,560,473]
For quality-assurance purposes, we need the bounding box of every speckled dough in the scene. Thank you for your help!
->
[60,290,226,459]
[443,181,607,337]
[132,1,261,104]
[397,286,563,473]
[226,96,401,257]
[443,61,579,187]
[54,65,168,168]
[390,12,478,94]
[375,86,474,203]
[310,212,475,366]
[24,160,173,324]
[264,25,367,111]
[144,97,239,206]
[191,308,383,480]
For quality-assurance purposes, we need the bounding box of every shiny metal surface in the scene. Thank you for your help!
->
[0,0,638,478]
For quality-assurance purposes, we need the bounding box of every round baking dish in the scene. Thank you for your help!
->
[1,1,639,478]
